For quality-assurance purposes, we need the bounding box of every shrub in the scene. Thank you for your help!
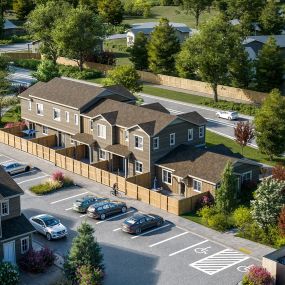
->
[63,177,74,187]
[20,247,55,273]
[92,51,116,66]
[198,206,217,225]
[76,265,103,285]
[272,164,285,181]
[124,0,152,17]
[208,213,231,231]
[195,194,214,211]
[4,120,26,129]
[58,65,102,80]
[275,236,285,248]
[52,171,64,183]
[242,265,274,285]
[13,59,41,70]
[0,262,19,285]
[233,206,252,236]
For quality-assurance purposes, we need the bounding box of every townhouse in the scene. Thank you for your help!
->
[0,166,35,264]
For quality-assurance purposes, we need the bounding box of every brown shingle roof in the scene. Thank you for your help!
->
[141,102,170,114]
[72,133,96,146]
[178,111,207,126]
[105,144,132,157]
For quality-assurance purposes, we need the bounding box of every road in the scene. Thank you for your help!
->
[0,143,273,285]
[0,42,31,52]
[8,66,37,87]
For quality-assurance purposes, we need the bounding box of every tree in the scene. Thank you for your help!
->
[233,206,252,236]
[76,265,103,285]
[259,0,284,35]
[79,0,98,14]
[33,60,60,82]
[272,164,285,181]
[215,162,237,214]
[251,178,285,229]
[278,206,285,237]
[255,37,284,92]
[26,0,71,63]
[98,0,123,25]
[254,89,285,159]
[13,0,35,20]
[180,0,213,27]
[129,32,148,70]
[103,65,142,93]
[53,7,105,71]
[234,121,254,154]
[64,222,104,284]
[148,18,180,75]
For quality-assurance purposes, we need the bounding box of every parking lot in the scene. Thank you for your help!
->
[0,150,259,285]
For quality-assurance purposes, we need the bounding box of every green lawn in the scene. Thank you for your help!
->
[87,77,105,84]
[0,105,21,127]
[182,212,204,225]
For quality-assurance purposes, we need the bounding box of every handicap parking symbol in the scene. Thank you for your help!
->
[237,264,255,273]
[194,246,211,254]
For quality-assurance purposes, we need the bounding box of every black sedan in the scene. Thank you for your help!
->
[121,213,164,234]
[87,201,127,220]
[72,195,108,213]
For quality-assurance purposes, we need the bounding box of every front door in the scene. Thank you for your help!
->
[58,132,65,147]
[180,182,186,197]
[3,241,16,264]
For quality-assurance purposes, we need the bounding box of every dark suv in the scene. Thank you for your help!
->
[87,201,127,220]
[72,195,108,213]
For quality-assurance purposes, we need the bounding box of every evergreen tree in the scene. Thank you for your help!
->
[33,60,60,82]
[254,89,285,159]
[148,18,180,75]
[129,32,148,70]
[98,0,123,25]
[64,222,104,284]
[255,37,284,92]
[215,162,237,214]
[251,178,285,229]
[13,0,35,20]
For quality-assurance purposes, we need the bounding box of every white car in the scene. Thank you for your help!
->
[29,214,68,241]
[2,162,30,175]
[216,111,239,120]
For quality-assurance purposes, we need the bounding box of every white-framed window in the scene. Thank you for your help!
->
[242,171,252,183]
[42,126,48,135]
[188,128,193,141]
[36,103,43,116]
[162,169,172,184]
[99,149,107,160]
[134,135,143,150]
[65,111,69,123]
[1,201,9,216]
[199,126,204,138]
[193,179,202,192]
[70,138,74,145]
[74,114,79,126]
[153,137,159,150]
[97,124,106,139]
[170,133,175,146]
[125,130,129,141]
[21,237,29,254]
[135,161,143,173]
[90,120,94,131]
[53,108,61,121]
[28,101,32,111]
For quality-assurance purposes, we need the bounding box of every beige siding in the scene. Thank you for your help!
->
[81,117,92,134]
[114,126,128,146]
[93,118,112,148]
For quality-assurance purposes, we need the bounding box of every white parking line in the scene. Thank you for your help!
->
[80,214,86,217]
[149,231,189,247]
[65,207,73,211]
[0,159,15,164]
[95,210,135,224]
[131,223,171,239]
[169,240,208,257]
[50,192,89,204]
[12,169,38,178]
[17,175,49,185]
[113,228,122,232]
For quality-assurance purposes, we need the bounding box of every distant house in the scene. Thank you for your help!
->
[126,22,195,47]
[3,19,23,36]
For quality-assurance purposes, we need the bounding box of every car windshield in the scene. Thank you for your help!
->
[44,218,59,227]
[231,112,238,115]
[126,218,137,225]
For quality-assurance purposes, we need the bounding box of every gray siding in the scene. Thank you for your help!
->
[1,196,21,222]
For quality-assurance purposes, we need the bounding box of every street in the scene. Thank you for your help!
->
[0,143,270,285]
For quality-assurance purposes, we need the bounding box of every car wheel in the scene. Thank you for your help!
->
[7,172,11,176]
[157,220,163,227]
[25,166,30,172]
[100,213,106,220]
[121,206,127,213]
[46,233,52,241]
[228,117,231,120]
[135,228,141,234]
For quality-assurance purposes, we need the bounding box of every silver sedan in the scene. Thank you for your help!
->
[2,161,31,175]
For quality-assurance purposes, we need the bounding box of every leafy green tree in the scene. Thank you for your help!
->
[79,0,98,14]
[13,0,35,20]
[260,0,285,35]
[33,60,60,82]
[251,178,285,229]
[53,6,105,71]
[26,0,71,63]
[103,65,142,93]
[254,89,285,159]
[0,70,12,125]
[129,32,148,70]
[180,0,213,27]
[0,262,19,285]
[233,206,252,236]
[215,162,237,214]
[148,18,180,75]
[255,37,284,92]
[98,0,123,25]
[64,222,104,284]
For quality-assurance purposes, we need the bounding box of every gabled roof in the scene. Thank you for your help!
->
[243,35,285,48]
[141,102,170,114]
[0,166,24,198]
[4,19,17,30]
[72,133,96,146]
[18,78,136,110]
[178,111,207,126]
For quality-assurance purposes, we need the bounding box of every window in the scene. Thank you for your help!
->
[1,201,9,216]
[65,111,69,123]
[70,138,74,145]
[90,120,94,131]
[42,126,48,135]
[162,169,172,184]
[99,149,107,160]
[188,129,193,141]
[153,137,159,150]
[199,126,204,138]
[135,136,143,150]
[242,171,252,183]
[74,114,79,126]
[125,130,129,141]
[193,180,202,192]
[135,161,143,173]
[53,108,61,121]
[21,237,29,254]
[28,101,32,111]
[36,103,43,116]
[170,133,175,146]
[97,124,106,139]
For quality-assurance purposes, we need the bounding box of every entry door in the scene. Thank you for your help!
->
[58,132,65,147]
[3,241,16,264]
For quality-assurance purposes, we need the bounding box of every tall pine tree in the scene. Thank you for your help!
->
[129,32,148,70]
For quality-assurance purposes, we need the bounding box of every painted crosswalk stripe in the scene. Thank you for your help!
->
[189,249,249,275]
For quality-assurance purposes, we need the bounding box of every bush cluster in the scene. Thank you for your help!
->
[242,265,274,285]
[20,247,55,273]
[13,59,41,70]
[0,262,19,285]
[58,65,102,80]
[124,0,152,17]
